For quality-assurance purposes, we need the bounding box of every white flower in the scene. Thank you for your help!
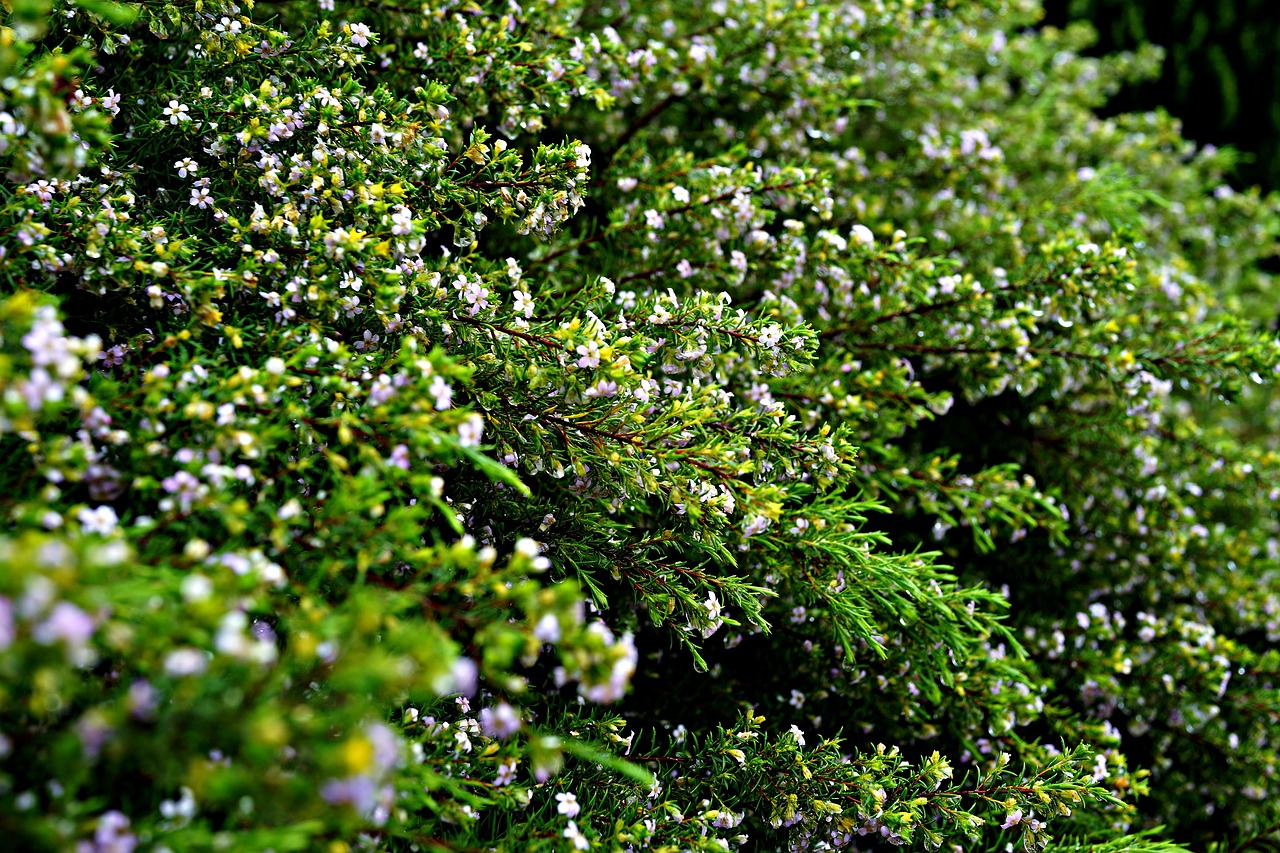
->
[851,223,875,247]
[671,185,690,203]
[164,648,208,676]
[159,786,197,825]
[513,290,534,318]
[189,187,211,209]
[453,729,472,753]
[758,324,783,348]
[180,571,212,604]
[163,99,190,124]
[556,792,581,818]
[789,724,806,747]
[563,819,589,850]
[534,613,561,641]
[78,505,119,535]
[390,206,414,236]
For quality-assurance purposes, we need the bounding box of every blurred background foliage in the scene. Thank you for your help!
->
[1045,0,1280,192]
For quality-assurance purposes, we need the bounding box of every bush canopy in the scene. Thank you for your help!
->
[1,0,1279,851]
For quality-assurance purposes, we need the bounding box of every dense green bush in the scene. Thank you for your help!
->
[2,0,1279,850]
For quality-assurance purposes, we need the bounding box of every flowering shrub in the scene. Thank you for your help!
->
[2,0,1279,851]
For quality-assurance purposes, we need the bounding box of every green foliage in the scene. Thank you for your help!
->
[1,0,1278,851]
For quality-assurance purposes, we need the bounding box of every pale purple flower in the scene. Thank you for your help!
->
[33,601,96,647]
[457,414,484,448]
[450,656,478,696]
[429,375,452,410]
[366,722,401,773]
[321,776,378,812]
[127,680,157,721]
[575,341,600,368]
[80,810,137,853]
[494,759,517,786]
[480,703,521,739]
[349,23,373,47]
[584,379,617,398]
[0,597,13,650]
[75,711,113,760]
[390,444,410,470]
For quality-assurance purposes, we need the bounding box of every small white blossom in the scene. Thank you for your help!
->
[163,99,190,124]
[562,819,589,850]
[556,792,581,818]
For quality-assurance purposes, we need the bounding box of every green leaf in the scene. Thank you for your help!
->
[457,443,531,496]
[73,0,138,24]
[560,737,655,787]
